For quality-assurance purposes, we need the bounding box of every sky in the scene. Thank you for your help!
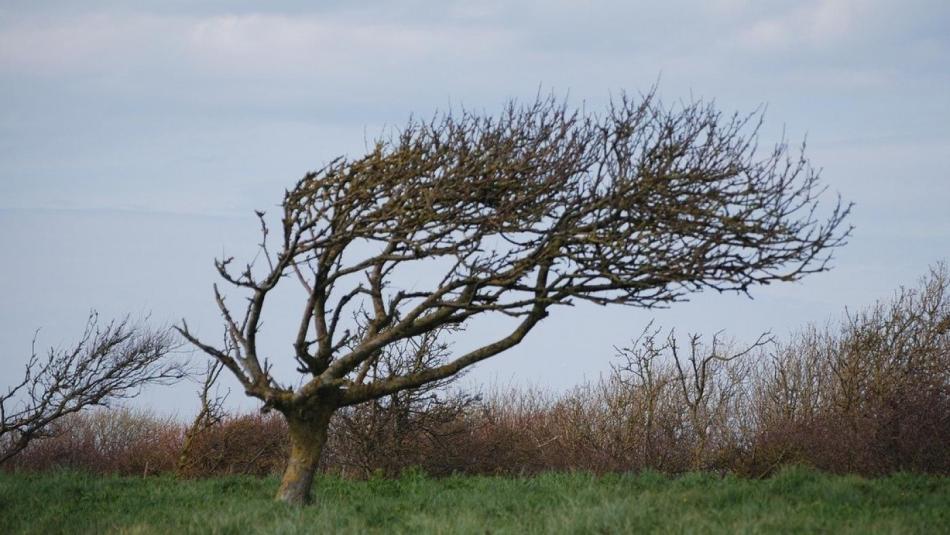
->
[1,0,948,416]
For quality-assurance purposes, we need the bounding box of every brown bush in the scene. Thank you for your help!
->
[5,408,181,475]
[176,413,288,478]
[746,264,950,476]
[318,325,480,479]
[7,265,948,479]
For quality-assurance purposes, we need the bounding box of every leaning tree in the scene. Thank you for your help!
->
[1,313,184,464]
[177,92,850,505]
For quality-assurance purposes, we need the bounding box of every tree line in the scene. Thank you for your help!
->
[6,265,948,480]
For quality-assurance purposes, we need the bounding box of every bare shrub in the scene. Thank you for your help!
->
[748,264,950,475]
[442,264,948,479]
[322,326,478,478]
[457,386,559,474]
[176,412,288,478]
[5,266,946,479]
[5,408,182,475]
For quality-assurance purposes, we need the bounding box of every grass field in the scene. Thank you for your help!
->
[1,467,947,534]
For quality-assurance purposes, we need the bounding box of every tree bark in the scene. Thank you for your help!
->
[275,404,335,506]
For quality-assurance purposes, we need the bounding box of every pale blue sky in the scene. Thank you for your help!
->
[1,1,948,414]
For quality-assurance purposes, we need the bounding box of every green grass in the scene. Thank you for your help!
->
[1,467,947,534]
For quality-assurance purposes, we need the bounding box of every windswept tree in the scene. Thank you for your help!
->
[1,313,184,464]
[178,92,850,505]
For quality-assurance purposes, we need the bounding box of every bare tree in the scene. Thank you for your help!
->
[176,360,228,477]
[610,324,681,470]
[611,325,769,471]
[1,312,185,465]
[177,92,851,504]
[667,330,771,469]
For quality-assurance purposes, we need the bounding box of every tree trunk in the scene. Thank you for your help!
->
[276,405,335,506]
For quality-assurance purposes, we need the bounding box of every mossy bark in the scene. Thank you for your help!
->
[275,405,335,506]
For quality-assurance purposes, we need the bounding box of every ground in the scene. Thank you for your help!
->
[0,467,947,534]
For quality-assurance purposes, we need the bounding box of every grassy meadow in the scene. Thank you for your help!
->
[1,467,947,534]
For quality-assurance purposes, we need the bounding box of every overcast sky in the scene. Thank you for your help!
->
[1,0,948,415]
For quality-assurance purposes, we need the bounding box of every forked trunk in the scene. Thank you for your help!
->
[276,405,335,506]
